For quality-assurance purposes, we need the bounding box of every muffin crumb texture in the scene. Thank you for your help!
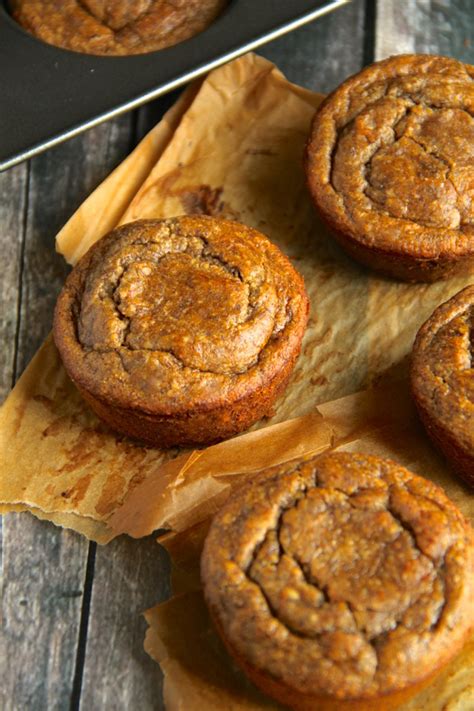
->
[306,54,474,282]
[53,216,308,446]
[411,285,474,487]
[202,452,474,709]
[10,0,227,55]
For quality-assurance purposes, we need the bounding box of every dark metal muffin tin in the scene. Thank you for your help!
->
[0,0,347,171]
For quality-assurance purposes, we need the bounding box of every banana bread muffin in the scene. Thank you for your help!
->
[10,0,227,56]
[202,451,474,711]
[53,216,309,448]
[305,54,474,282]
[411,285,474,488]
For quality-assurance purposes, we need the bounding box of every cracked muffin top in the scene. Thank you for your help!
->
[10,0,226,56]
[53,216,308,415]
[306,54,474,261]
[411,285,474,479]
[202,451,474,700]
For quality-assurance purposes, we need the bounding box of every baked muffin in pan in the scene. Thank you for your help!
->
[305,54,474,282]
[10,0,227,56]
[53,216,309,448]
[411,285,474,488]
[202,451,474,711]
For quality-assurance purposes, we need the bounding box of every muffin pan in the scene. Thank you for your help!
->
[0,0,347,171]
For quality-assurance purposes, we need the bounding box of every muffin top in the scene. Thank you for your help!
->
[53,216,308,415]
[306,54,474,260]
[10,0,226,56]
[202,452,474,699]
[411,285,474,458]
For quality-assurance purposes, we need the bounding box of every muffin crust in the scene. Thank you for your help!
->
[53,216,309,447]
[305,54,474,282]
[202,452,474,710]
[10,0,227,56]
[411,285,474,487]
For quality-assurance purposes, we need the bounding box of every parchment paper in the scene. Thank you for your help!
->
[0,53,472,544]
[141,379,473,711]
[1,52,472,710]
[144,591,474,711]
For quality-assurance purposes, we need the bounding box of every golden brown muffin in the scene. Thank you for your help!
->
[53,216,309,448]
[411,285,474,488]
[201,451,474,711]
[305,54,474,282]
[10,0,227,56]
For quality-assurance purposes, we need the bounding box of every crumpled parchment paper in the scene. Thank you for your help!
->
[0,53,471,546]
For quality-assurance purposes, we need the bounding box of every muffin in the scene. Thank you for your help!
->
[411,285,474,488]
[201,451,474,711]
[305,54,474,282]
[10,0,227,56]
[53,216,309,448]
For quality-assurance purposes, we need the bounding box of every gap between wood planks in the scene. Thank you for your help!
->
[11,163,31,389]
[71,545,97,711]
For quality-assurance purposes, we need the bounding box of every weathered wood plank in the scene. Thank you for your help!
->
[15,116,133,374]
[375,0,474,62]
[261,0,367,92]
[375,0,418,57]
[0,164,28,400]
[78,536,171,711]
[2,117,134,711]
[2,517,91,711]
[135,91,183,144]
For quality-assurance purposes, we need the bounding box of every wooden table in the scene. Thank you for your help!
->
[2,2,473,708]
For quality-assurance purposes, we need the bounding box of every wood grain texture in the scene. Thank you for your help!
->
[0,164,28,400]
[15,117,133,374]
[261,0,367,92]
[1,118,133,711]
[78,537,171,711]
[375,0,474,62]
[2,516,89,711]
